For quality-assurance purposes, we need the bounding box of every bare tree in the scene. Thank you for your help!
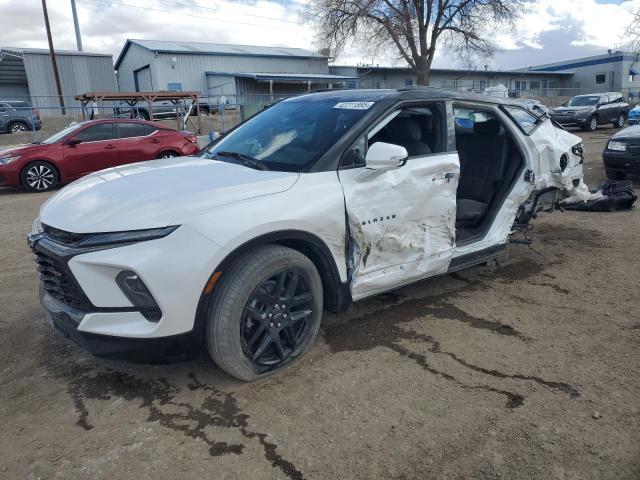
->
[626,9,640,58]
[306,0,522,85]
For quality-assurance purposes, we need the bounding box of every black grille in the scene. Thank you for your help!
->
[42,224,90,246]
[34,250,92,311]
[626,143,640,155]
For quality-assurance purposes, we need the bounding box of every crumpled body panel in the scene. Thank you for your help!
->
[339,153,459,300]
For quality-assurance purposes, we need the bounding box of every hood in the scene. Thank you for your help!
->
[552,106,594,113]
[0,143,45,157]
[610,125,640,140]
[40,157,299,233]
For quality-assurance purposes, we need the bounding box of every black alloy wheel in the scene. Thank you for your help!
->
[241,268,314,367]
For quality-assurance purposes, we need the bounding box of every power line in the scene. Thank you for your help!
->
[82,0,301,29]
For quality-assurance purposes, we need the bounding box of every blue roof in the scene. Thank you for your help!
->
[115,39,325,69]
[205,71,358,82]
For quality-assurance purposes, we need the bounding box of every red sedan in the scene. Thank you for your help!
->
[0,119,199,192]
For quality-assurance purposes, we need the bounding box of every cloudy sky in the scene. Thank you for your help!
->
[1,0,639,70]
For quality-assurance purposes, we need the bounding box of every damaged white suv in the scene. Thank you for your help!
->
[29,88,588,381]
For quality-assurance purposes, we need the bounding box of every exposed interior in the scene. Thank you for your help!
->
[453,107,525,243]
[339,102,526,245]
[369,106,441,155]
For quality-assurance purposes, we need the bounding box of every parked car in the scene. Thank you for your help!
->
[28,88,588,381]
[114,101,216,120]
[627,104,640,125]
[0,100,42,134]
[0,119,198,192]
[550,92,628,131]
[602,125,640,179]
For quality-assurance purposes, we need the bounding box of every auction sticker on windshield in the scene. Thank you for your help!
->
[334,102,375,110]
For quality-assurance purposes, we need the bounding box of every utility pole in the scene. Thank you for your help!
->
[70,0,83,52]
[41,0,66,115]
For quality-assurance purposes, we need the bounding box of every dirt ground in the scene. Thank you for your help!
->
[0,126,638,480]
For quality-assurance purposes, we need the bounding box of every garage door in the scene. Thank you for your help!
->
[134,66,153,92]
[206,74,236,105]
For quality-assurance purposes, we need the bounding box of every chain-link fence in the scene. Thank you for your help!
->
[3,87,640,147]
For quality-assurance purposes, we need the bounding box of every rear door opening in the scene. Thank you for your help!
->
[453,105,526,244]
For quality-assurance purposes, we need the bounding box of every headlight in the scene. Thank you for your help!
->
[572,143,584,158]
[0,154,21,165]
[608,141,627,152]
[75,225,179,247]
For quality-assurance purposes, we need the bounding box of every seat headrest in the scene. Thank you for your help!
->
[473,118,502,136]
[386,118,422,143]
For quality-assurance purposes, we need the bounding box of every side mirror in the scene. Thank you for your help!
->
[65,138,82,146]
[365,142,408,171]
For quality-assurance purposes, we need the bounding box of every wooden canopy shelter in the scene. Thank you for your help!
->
[75,91,202,133]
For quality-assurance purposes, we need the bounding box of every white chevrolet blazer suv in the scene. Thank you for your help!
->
[28,88,588,381]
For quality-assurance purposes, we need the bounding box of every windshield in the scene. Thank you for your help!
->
[568,96,600,107]
[203,98,373,171]
[41,123,84,144]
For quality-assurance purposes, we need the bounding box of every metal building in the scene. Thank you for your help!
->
[0,47,117,116]
[114,39,357,105]
[329,65,575,98]
[522,51,640,99]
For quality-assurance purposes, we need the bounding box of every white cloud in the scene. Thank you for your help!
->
[1,0,640,69]
[501,0,640,52]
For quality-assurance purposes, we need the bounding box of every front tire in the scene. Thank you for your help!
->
[205,245,323,381]
[584,115,598,132]
[614,114,626,128]
[21,161,59,192]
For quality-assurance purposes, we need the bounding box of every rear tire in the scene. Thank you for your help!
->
[205,245,323,381]
[8,121,28,134]
[605,168,626,181]
[21,161,59,192]
[156,151,178,159]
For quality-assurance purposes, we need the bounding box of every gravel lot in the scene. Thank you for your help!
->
[0,126,638,479]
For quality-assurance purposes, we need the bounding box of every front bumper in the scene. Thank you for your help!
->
[550,116,588,128]
[0,164,21,187]
[29,224,226,340]
[628,117,640,125]
[602,150,640,174]
[41,289,200,360]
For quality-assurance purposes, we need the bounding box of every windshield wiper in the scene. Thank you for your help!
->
[215,151,269,171]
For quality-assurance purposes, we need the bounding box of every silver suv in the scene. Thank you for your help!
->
[0,101,42,134]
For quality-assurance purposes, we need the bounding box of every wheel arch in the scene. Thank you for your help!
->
[192,230,352,345]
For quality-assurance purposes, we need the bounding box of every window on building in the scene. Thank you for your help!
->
[595,74,606,84]
[405,79,413,86]
[530,80,541,90]
[479,80,487,91]
[167,83,182,91]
